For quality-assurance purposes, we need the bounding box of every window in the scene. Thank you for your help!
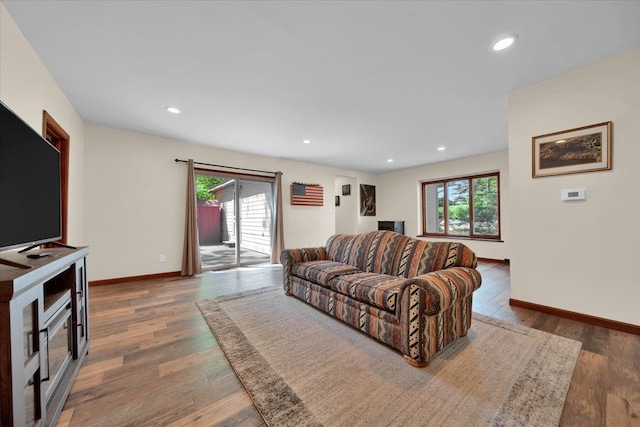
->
[421,172,500,240]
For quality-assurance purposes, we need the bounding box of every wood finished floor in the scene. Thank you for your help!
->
[57,262,640,427]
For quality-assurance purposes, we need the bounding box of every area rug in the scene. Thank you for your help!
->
[196,287,581,427]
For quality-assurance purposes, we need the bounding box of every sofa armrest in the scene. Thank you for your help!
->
[399,266,481,363]
[407,267,482,315]
[280,247,327,291]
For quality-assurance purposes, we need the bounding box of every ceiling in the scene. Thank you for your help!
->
[4,1,640,174]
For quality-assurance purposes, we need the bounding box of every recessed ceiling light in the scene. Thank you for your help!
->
[437,146,446,151]
[387,159,394,163]
[492,35,517,51]
[166,106,181,114]
[303,139,312,144]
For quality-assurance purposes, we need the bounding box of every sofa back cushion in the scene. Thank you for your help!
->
[325,234,357,265]
[394,239,477,278]
[325,231,477,277]
[361,231,411,275]
[325,231,404,274]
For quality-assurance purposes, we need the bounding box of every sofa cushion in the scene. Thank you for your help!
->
[329,272,405,313]
[396,239,478,277]
[325,234,357,264]
[291,261,361,287]
[342,232,379,270]
[326,231,409,274]
[325,231,478,278]
[361,231,411,275]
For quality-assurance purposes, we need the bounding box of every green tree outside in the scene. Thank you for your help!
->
[448,180,470,234]
[196,176,225,201]
[434,176,498,236]
[472,177,498,235]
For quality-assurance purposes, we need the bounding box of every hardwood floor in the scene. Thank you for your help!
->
[58,262,639,426]
[474,262,640,427]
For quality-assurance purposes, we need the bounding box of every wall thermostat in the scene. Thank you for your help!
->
[561,188,586,201]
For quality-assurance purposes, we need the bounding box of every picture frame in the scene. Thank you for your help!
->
[342,184,351,196]
[360,184,376,216]
[532,121,612,178]
[335,196,340,206]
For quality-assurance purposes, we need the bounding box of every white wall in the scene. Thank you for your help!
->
[509,47,640,326]
[0,3,85,245]
[334,175,358,234]
[84,125,377,280]
[376,151,510,260]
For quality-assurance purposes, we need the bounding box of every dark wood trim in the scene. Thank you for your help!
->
[416,235,504,243]
[176,158,276,176]
[477,257,507,264]
[42,111,70,244]
[509,298,640,336]
[496,172,502,240]
[89,271,181,287]
[194,166,275,182]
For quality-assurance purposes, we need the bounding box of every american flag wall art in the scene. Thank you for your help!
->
[291,183,324,206]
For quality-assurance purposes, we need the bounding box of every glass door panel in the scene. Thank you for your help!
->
[196,174,273,270]
[238,180,272,265]
[25,372,38,427]
[17,288,44,426]
[196,174,238,269]
[42,305,73,402]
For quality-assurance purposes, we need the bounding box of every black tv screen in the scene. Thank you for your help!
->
[0,101,61,251]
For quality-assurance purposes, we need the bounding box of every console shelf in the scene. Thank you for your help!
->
[0,247,90,427]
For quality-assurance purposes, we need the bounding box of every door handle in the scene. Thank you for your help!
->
[40,328,50,382]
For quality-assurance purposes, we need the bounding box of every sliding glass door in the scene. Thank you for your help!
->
[196,173,272,270]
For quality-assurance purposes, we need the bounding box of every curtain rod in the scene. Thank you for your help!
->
[174,158,277,176]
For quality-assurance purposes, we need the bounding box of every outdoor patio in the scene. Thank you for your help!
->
[200,244,271,270]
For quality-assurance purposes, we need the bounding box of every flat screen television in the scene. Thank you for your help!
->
[0,101,62,252]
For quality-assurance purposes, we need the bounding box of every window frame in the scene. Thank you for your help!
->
[420,172,501,241]
[43,110,70,244]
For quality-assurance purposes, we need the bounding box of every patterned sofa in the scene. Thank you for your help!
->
[280,230,482,367]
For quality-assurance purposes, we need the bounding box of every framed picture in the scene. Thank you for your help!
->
[360,184,376,216]
[335,195,340,206]
[342,184,351,196]
[532,121,612,178]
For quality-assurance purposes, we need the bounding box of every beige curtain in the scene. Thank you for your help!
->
[271,171,285,263]
[181,159,202,276]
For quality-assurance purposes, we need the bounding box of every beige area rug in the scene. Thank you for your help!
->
[196,287,581,427]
